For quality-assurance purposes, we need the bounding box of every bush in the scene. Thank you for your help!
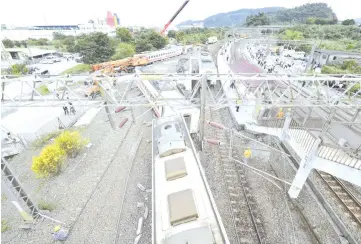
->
[350,84,360,93]
[32,144,66,177]
[54,131,87,156]
[1,220,9,233]
[36,85,50,95]
[38,200,56,211]
[10,64,28,75]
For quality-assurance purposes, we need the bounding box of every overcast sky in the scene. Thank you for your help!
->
[1,0,360,27]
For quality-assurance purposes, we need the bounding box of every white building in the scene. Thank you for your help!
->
[1,23,116,41]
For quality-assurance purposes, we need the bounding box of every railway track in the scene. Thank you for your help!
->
[205,85,266,244]
[317,172,361,227]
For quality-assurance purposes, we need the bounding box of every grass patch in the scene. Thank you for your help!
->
[33,131,61,147]
[38,200,56,211]
[1,194,7,202]
[36,85,50,95]
[61,64,91,75]
[1,220,10,233]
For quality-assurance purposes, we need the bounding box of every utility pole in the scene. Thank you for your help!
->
[305,43,316,72]
[199,74,207,149]
[104,101,115,130]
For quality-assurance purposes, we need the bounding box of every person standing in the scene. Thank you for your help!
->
[63,106,69,115]
[230,80,235,89]
[68,102,76,115]
[236,99,242,112]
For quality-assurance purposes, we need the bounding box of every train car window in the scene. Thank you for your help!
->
[165,156,187,181]
[168,189,198,226]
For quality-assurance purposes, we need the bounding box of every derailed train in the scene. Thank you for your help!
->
[152,115,229,243]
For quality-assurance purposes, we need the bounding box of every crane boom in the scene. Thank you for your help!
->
[160,0,190,35]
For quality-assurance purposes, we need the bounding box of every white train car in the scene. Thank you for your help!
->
[152,115,229,244]
[199,54,218,86]
[138,47,183,64]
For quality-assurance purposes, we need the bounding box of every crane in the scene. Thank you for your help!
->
[160,0,190,36]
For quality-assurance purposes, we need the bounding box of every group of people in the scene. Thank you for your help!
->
[246,44,307,74]
[62,101,76,116]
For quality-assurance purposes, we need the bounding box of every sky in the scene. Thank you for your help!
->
[1,0,360,28]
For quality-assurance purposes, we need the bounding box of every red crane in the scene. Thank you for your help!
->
[160,0,190,35]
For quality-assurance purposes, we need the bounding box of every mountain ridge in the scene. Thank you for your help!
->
[177,3,337,27]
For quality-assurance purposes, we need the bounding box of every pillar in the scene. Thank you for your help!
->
[288,138,321,198]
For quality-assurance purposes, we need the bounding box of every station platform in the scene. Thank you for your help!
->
[216,41,361,198]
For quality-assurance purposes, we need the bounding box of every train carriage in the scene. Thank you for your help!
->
[152,115,229,244]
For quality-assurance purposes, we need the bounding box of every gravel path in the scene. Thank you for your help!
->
[2,99,154,244]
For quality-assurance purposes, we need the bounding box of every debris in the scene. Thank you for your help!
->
[52,226,69,241]
[144,205,149,220]
[19,224,32,230]
[137,202,144,208]
[136,217,144,235]
[86,143,93,148]
[137,183,145,192]
[134,234,142,244]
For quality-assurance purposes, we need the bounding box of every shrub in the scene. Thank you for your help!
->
[350,84,360,93]
[1,220,9,233]
[36,85,50,95]
[38,200,56,211]
[31,144,66,177]
[54,131,87,156]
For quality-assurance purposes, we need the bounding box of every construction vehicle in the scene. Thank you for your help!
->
[91,56,149,74]
[160,0,190,35]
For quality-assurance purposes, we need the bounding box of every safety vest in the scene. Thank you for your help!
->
[244,149,252,158]
[236,100,242,105]
[276,110,284,119]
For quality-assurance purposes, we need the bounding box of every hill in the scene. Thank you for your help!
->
[268,3,337,24]
[177,3,337,27]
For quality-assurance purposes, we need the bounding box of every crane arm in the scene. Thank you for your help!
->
[161,0,190,35]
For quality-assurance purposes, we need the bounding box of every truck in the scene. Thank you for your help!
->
[207,36,218,44]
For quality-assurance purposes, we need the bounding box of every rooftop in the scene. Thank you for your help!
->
[5,48,57,57]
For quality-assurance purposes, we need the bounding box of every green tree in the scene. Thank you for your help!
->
[21,40,27,48]
[246,13,270,27]
[115,27,133,42]
[14,41,21,47]
[167,30,176,39]
[10,64,28,75]
[342,19,356,25]
[135,39,153,53]
[111,43,135,60]
[2,39,14,48]
[76,32,115,64]
[144,31,167,49]
[53,32,67,40]
[281,30,304,40]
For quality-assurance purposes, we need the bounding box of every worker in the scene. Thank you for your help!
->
[244,148,252,164]
[230,80,235,89]
[236,99,242,112]
[276,108,284,119]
